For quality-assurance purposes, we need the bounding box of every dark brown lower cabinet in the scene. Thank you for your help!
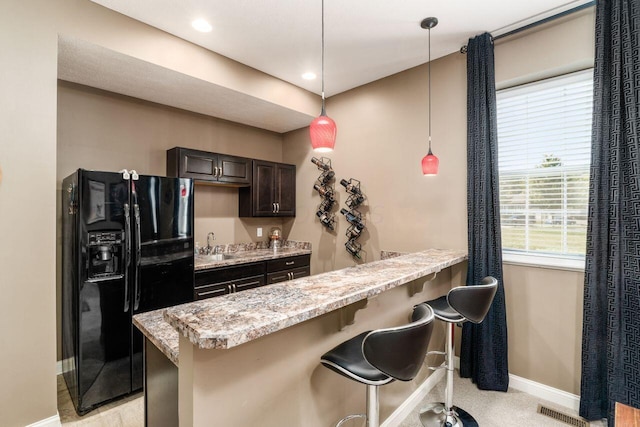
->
[194,262,265,301]
[266,254,311,285]
[267,266,310,284]
[195,255,310,300]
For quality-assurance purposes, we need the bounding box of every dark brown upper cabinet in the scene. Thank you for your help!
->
[166,147,251,186]
[239,160,296,217]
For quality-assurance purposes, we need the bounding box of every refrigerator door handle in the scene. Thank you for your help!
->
[134,203,142,311]
[124,203,131,312]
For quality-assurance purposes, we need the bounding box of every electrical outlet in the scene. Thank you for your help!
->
[257,227,263,237]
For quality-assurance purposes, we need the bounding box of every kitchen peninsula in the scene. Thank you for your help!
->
[134,248,467,427]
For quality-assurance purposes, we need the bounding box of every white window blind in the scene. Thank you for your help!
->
[496,69,593,260]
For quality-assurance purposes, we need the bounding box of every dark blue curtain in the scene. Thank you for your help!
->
[580,1,640,424]
[459,32,509,392]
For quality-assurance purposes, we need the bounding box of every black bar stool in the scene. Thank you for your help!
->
[321,303,435,427]
[419,276,498,427]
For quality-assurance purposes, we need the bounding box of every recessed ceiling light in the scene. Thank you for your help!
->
[192,19,212,33]
[302,72,317,80]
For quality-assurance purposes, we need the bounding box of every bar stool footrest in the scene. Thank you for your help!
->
[336,413,366,427]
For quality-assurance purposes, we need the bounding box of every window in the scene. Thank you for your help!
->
[496,69,593,269]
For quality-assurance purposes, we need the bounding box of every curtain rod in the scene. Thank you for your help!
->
[459,1,595,54]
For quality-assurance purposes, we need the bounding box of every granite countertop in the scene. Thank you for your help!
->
[134,309,180,366]
[159,248,467,351]
[195,240,311,271]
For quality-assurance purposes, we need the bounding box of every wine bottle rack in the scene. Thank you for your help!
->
[311,157,336,231]
[340,178,365,259]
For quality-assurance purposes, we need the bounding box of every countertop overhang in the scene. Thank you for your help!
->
[150,249,466,352]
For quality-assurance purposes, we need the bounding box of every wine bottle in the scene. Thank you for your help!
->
[346,194,365,208]
[320,197,335,212]
[340,208,363,227]
[316,210,335,230]
[346,224,364,239]
[311,157,332,171]
[319,170,335,184]
[313,184,335,200]
[345,240,362,259]
[340,179,362,195]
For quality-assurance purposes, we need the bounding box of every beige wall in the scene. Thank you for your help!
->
[283,51,469,275]
[56,82,290,360]
[0,2,59,426]
[284,7,595,395]
[57,82,287,246]
[1,0,315,425]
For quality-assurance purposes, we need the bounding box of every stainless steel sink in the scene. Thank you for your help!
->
[196,253,235,261]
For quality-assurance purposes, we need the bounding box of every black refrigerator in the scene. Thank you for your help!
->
[61,169,194,415]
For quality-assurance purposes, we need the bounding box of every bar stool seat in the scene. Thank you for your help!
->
[425,296,465,323]
[321,304,435,427]
[320,331,394,385]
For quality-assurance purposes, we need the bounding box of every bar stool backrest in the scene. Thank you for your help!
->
[362,304,435,382]
[447,276,498,324]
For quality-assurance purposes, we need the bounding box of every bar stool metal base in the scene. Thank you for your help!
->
[419,402,478,427]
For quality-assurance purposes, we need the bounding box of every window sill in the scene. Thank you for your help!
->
[502,252,585,272]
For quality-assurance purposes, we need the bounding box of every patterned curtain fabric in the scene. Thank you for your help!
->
[459,32,509,391]
[580,1,640,423]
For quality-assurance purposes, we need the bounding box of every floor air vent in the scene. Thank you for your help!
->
[537,404,590,427]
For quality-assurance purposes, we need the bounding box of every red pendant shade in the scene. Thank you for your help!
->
[421,150,439,176]
[310,114,337,152]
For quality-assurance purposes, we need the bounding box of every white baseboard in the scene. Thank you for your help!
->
[56,360,62,376]
[26,413,61,427]
[381,368,445,427]
[453,356,580,412]
[509,374,580,412]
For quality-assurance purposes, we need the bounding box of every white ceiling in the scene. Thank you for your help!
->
[90,0,592,97]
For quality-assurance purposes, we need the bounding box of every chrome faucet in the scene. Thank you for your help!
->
[206,232,216,254]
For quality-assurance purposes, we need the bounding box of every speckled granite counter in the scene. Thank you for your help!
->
[194,240,311,271]
[158,248,466,351]
[134,309,180,366]
[195,248,311,270]
[134,241,312,365]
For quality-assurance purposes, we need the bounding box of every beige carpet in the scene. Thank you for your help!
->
[399,371,607,427]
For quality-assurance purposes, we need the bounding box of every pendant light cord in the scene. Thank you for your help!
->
[321,0,326,115]
[427,25,432,153]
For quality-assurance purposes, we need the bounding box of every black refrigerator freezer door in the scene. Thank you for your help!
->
[77,278,132,411]
[79,170,130,233]
[62,169,135,414]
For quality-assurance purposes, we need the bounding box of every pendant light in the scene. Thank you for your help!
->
[309,0,337,152]
[421,17,439,176]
